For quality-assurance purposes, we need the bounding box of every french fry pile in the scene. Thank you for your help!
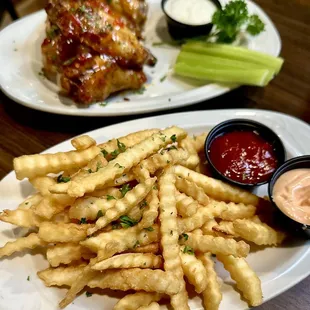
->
[0,127,286,310]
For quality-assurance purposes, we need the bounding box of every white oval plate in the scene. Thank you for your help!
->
[0,109,309,310]
[0,0,281,117]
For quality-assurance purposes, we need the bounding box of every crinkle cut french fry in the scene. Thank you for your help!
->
[217,254,263,307]
[98,129,160,152]
[113,292,162,310]
[176,192,199,217]
[71,135,96,150]
[39,222,91,243]
[179,233,249,257]
[13,145,100,180]
[106,172,136,187]
[38,265,178,296]
[0,233,46,258]
[38,263,87,287]
[213,221,237,237]
[18,193,43,209]
[179,136,200,168]
[89,178,156,234]
[91,187,123,198]
[59,262,98,309]
[47,243,95,267]
[69,196,115,220]
[0,209,44,228]
[54,127,186,197]
[92,253,163,270]
[209,198,256,220]
[179,246,208,293]
[177,206,214,233]
[134,149,189,177]
[33,195,75,220]
[81,225,159,256]
[126,243,159,254]
[138,188,159,229]
[175,178,209,205]
[88,268,180,295]
[198,253,222,310]
[61,266,180,308]
[30,176,56,196]
[201,219,219,236]
[67,154,108,184]
[174,165,259,205]
[177,199,256,233]
[233,219,286,245]
[195,152,210,175]
[192,228,203,235]
[192,132,209,153]
[158,168,189,310]
[137,302,161,310]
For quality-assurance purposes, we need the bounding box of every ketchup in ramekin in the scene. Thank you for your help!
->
[205,119,286,188]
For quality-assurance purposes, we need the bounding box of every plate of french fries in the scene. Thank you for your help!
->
[1,109,310,310]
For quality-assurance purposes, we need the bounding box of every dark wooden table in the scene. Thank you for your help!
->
[0,0,309,308]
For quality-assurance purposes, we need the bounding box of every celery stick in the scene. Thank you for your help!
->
[174,63,272,86]
[182,42,284,74]
[177,51,274,71]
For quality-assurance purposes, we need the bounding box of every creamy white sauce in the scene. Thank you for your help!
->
[164,0,217,26]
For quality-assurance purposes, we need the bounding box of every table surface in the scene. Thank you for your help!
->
[0,0,310,309]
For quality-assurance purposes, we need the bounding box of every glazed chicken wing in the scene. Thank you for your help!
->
[42,0,155,104]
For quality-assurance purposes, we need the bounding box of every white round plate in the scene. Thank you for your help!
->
[0,1,281,116]
[0,109,309,310]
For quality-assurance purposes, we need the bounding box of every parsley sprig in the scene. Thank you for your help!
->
[212,0,265,43]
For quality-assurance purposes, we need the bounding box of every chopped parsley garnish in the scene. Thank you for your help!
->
[112,222,121,229]
[85,291,92,297]
[101,149,108,157]
[135,86,146,95]
[57,175,71,183]
[144,226,154,232]
[110,149,120,159]
[63,57,76,66]
[160,75,167,82]
[120,215,138,228]
[114,163,124,169]
[133,240,140,248]
[170,134,177,143]
[80,218,87,224]
[99,102,108,107]
[106,23,113,31]
[120,184,131,197]
[159,133,166,142]
[88,168,92,173]
[152,185,158,190]
[107,195,116,201]
[183,245,194,255]
[179,233,189,241]
[96,210,104,219]
[27,276,30,281]
[212,0,265,43]
[46,25,59,40]
[117,140,126,152]
[96,162,102,172]
[140,200,148,209]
